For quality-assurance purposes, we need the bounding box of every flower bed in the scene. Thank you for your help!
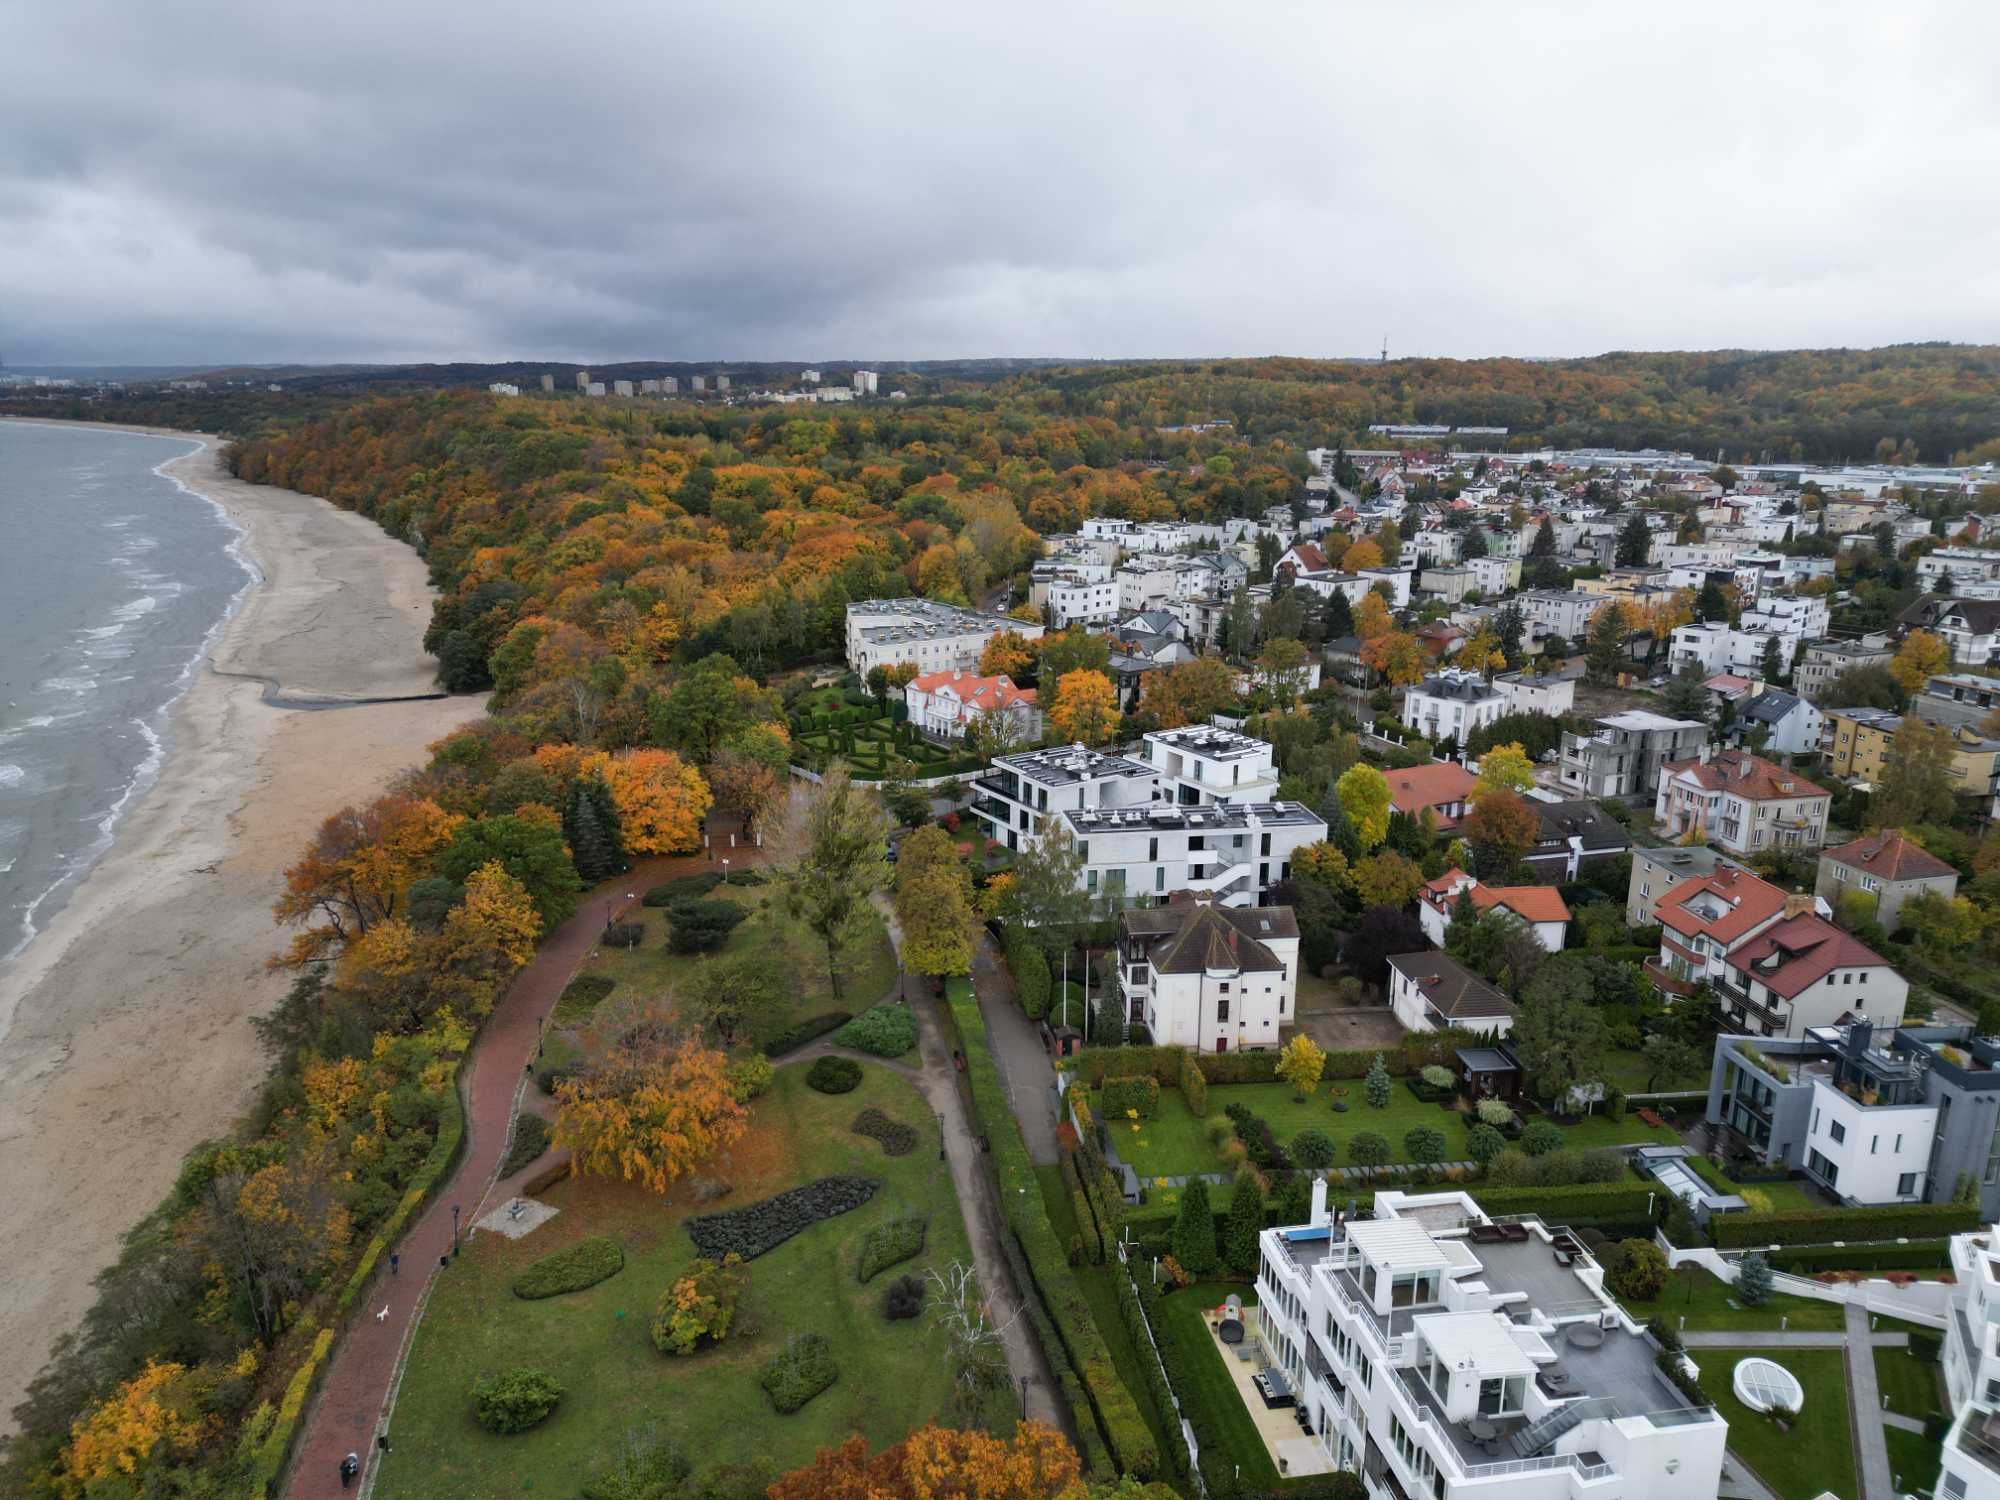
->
[686,1175,880,1261]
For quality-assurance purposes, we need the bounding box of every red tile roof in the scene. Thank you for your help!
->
[1285,542,1330,573]
[1822,830,1957,884]
[907,671,1035,712]
[1420,869,1569,924]
[1383,763,1480,824]
[1656,867,1791,946]
[1726,913,1892,998]
[1658,749,1828,803]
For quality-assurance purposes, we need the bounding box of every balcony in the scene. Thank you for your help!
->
[1958,1408,2000,1477]
[1644,956,1700,998]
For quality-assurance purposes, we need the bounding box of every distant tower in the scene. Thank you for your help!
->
[663,376,678,395]
[1381,335,1388,364]
[691,375,706,393]
[540,373,555,393]
[716,373,730,392]
[576,370,590,392]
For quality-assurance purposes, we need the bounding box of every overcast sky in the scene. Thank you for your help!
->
[6,2,1999,367]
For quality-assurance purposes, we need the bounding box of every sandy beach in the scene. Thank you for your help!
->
[0,428,484,1429]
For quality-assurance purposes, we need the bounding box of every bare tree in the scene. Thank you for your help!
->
[925,1260,1020,1423]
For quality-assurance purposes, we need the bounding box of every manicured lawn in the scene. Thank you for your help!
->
[1734,1178,1828,1213]
[1158,1281,1277,1489]
[1035,1166,1176,1462]
[571,882,898,1043]
[1706,1348,1857,1500]
[1100,1078,1676,1179]
[376,1063,1000,1500]
[1875,1343,1944,1421]
[1886,1425,1944,1495]
[1618,1267,1847,1333]
[1599,1046,1705,1094]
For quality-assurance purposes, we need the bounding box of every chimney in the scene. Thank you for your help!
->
[1309,1175,1329,1227]
[1783,891,1815,920]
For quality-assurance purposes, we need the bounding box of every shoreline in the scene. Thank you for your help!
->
[0,421,486,1430]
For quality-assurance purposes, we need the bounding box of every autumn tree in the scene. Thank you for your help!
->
[593,748,712,854]
[1048,668,1119,746]
[1141,655,1237,729]
[997,824,1096,962]
[772,766,891,999]
[655,653,780,763]
[680,954,788,1048]
[1362,630,1425,687]
[1036,626,1110,682]
[1344,538,1385,573]
[1891,629,1950,696]
[176,1141,352,1347]
[1351,850,1425,908]
[1463,788,1539,877]
[554,1030,747,1194]
[768,1422,1084,1500]
[1871,718,1959,828]
[707,724,789,830]
[978,629,1037,681]
[1256,636,1312,707]
[1353,590,1392,643]
[438,805,583,930]
[272,794,463,964]
[1276,1034,1326,1096]
[427,861,543,1017]
[1474,742,1536,799]
[1336,763,1393,851]
[58,1360,221,1494]
[895,825,975,979]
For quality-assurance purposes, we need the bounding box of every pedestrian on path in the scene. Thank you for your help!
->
[340,1452,360,1488]
[389,1251,399,1276]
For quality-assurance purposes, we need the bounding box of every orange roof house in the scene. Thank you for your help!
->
[1383,762,1480,830]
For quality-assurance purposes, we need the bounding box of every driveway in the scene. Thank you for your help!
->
[1291,1005,1406,1053]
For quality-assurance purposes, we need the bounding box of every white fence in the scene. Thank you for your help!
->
[1657,1235,1950,1329]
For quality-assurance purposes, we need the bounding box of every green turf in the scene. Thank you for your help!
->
[374,1063,1003,1500]
[1874,1343,1944,1421]
[1705,1348,1857,1500]
[1619,1267,1847,1333]
[574,883,898,1043]
[1885,1425,1944,1495]
[1158,1281,1277,1489]
[1599,1045,1705,1094]
[1101,1078,1676,1179]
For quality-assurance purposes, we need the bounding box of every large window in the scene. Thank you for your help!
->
[1391,1271,1441,1308]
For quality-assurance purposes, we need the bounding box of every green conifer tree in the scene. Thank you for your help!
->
[1171,1177,1218,1275]
[1224,1174,1264,1274]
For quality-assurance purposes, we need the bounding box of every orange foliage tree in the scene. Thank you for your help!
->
[977,629,1037,681]
[768,1422,1085,1500]
[589,748,712,854]
[553,1031,747,1194]
[57,1360,221,1496]
[1140,654,1237,729]
[272,795,463,964]
[1047,669,1119,746]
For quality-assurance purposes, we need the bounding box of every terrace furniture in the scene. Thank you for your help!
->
[1500,1223,1531,1243]
[1538,1367,1575,1397]
[1466,1417,1498,1443]
[1564,1323,1605,1350]
[1553,1248,1575,1268]
[1468,1223,1503,1243]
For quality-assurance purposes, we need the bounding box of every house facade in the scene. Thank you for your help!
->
[1822,707,2000,801]
[902,671,1040,743]
[1062,799,1324,908]
[1384,761,1480,832]
[1387,952,1515,1037]
[1652,749,1830,856]
[1524,798,1629,883]
[1253,1192,1728,1500]
[1814,829,1960,930]
[1941,1224,2000,1500]
[1715,913,1908,1039]
[1730,689,1822,757]
[1791,634,1892,703]
[1643,866,1797,1000]
[844,599,1044,675]
[1416,871,1570,952]
[970,744,1156,854]
[1401,669,1506,744]
[1625,845,1747,928]
[1558,711,1707,799]
[1117,896,1298,1052]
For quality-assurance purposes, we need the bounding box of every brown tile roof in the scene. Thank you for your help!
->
[1420,870,1570,924]
[907,671,1035,711]
[1656,867,1792,946]
[1384,762,1480,822]
[1122,898,1297,976]
[1822,830,1957,884]
[1386,952,1514,1021]
[1286,542,1330,573]
[1726,913,1892,999]
[1658,749,1827,802]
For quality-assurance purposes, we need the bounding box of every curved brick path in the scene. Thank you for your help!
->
[285,844,761,1498]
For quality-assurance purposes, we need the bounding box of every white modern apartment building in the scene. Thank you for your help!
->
[844,599,1044,675]
[1253,1190,1727,1500]
[1042,571,1120,627]
[1117,896,1299,1051]
[1666,621,1803,677]
[1142,724,1284,805]
[1468,555,1522,596]
[1062,797,1323,907]
[1941,1223,2000,1500]
[970,743,1156,853]
[1493,671,1576,718]
[1918,546,2000,591]
[1517,590,1604,640]
[1402,670,1507,743]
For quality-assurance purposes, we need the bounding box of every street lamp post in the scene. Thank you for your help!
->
[1019,1374,1028,1420]
[451,1203,461,1257]
[937,1112,946,1161]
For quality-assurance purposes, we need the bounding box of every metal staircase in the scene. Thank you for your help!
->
[1508,1396,1618,1458]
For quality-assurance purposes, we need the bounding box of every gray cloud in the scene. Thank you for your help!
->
[5,0,2000,365]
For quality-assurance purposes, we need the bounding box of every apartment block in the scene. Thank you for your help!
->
[1940,1225,2000,1500]
[1252,1191,1728,1500]
[1652,749,1830,856]
[1558,711,1706,799]
[969,744,1156,853]
[1822,707,2000,800]
[843,599,1044,676]
[1118,895,1298,1051]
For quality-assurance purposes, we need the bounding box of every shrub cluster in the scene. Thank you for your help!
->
[763,1011,851,1057]
[723,867,766,886]
[1484,1147,1628,1188]
[554,972,616,1020]
[836,1005,918,1057]
[1179,1048,1208,1117]
[687,1175,880,1261]
[857,1212,929,1282]
[851,1107,917,1157]
[1002,929,1052,1019]
[1100,1075,1160,1121]
[1711,1202,1978,1249]
[499,1112,551,1179]
[665,898,749,954]
[602,920,645,949]
[759,1332,839,1414]
[471,1368,564,1434]
[726,1053,774,1101]
[1605,1238,1668,1300]
[650,1254,749,1355]
[644,872,722,905]
[513,1235,625,1299]
[536,1061,583,1097]
[805,1056,862,1094]
[882,1274,925,1320]
[1223,1102,1289,1172]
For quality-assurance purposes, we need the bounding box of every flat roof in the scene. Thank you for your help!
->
[1064,801,1323,833]
[1413,1312,1536,1376]
[1347,1219,1452,1270]
[1146,725,1269,760]
[993,746,1153,788]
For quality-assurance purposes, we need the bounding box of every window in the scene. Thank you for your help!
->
[1217,1000,1230,1022]
[1829,1120,1846,1144]
[1901,1173,1921,1197]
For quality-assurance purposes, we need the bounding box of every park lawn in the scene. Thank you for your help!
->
[1618,1267,1847,1333]
[572,883,897,1042]
[375,1063,1001,1500]
[1706,1348,1856,1500]
[1874,1343,1945,1421]
[1102,1079,1675,1180]
[1158,1282,1277,1490]
[1885,1426,1944,1495]
[1034,1166,1176,1463]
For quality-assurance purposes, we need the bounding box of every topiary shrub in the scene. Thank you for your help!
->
[1520,1119,1563,1157]
[513,1236,624,1299]
[760,1332,839,1413]
[1349,1131,1390,1169]
[1404,1125,1447,1165]
[645,872,723,905]
[852,1107,918,1156]
[554,972,616,1021]
[1101,1075,1161,1121]
[1474,1098,1515,1128]
[723,868,766,886]
[806,1056,862,1094]
[651,1254,749,1354]
[1420,1064,1455,1091]
[1606,1238,1668,1301]
[499,1112,551,1179]
[882,1273,925,1320]
[471,1368,563,1433]
[687,1175,880,1261]
[764,1011,852,1058]
[603,920,645,949]
[1466,1123,1506,1167]
[727,1053,775,1101]
[857,1212,929,1282]
[666,899,749,954]
[835,1005,918,1057]
[1290,1129,1337,1169]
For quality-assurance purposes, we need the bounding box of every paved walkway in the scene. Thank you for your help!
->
[288,848,756,1500]
[970,930,1060,1166]
[1681,1311,1910,1500]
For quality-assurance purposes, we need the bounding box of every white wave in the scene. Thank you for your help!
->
[0,764,24,789]
[83,623,125,640]
[110,594,159,622]
[37,675,96,696]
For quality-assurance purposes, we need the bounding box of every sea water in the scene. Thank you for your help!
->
[0,422,255,958]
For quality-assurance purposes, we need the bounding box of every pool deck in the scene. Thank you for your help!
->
[1202,1309,1336,1477]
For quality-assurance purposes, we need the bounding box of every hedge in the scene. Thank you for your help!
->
[1101,1075,1161,1123]
[1712,1202,1980,1249]
[764,1011,852,1057]
[688,1175,880,1260]
[1006,931,1052,1020]
[1131,1268,1237,1492]
[512,1236,624,1298]
[1470,1181,1662,1226]
[1179,1049,1208,1118]
[760,1332,839,1414]
[1069,1093,1123,1258]
[1770,1240,1953,1274]
[857,1213,929,1282]
[1066,1034,1469,1090]
[805,1056,863,1094]
[944,978,1155,1477]
[1060,1148,1105,1265]
[994,1219,1109,1475]
[1111,1266,1192,1478]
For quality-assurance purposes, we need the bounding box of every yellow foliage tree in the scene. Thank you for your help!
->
[1474,742,1536,801]
[1293,841,1351,892]
[1047,669,1119,746]
[978,629,1037,681]
[1351,850,1425,908]
[1354,591,1392,641]
[590,748,712,854]
[554,1034,747,1194]
[1345,539,1385,573]
[1363,630,1425,687]
[1891,629,1949,695]
[1276,1034,1327,1096]
[58,1360,219,1495]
